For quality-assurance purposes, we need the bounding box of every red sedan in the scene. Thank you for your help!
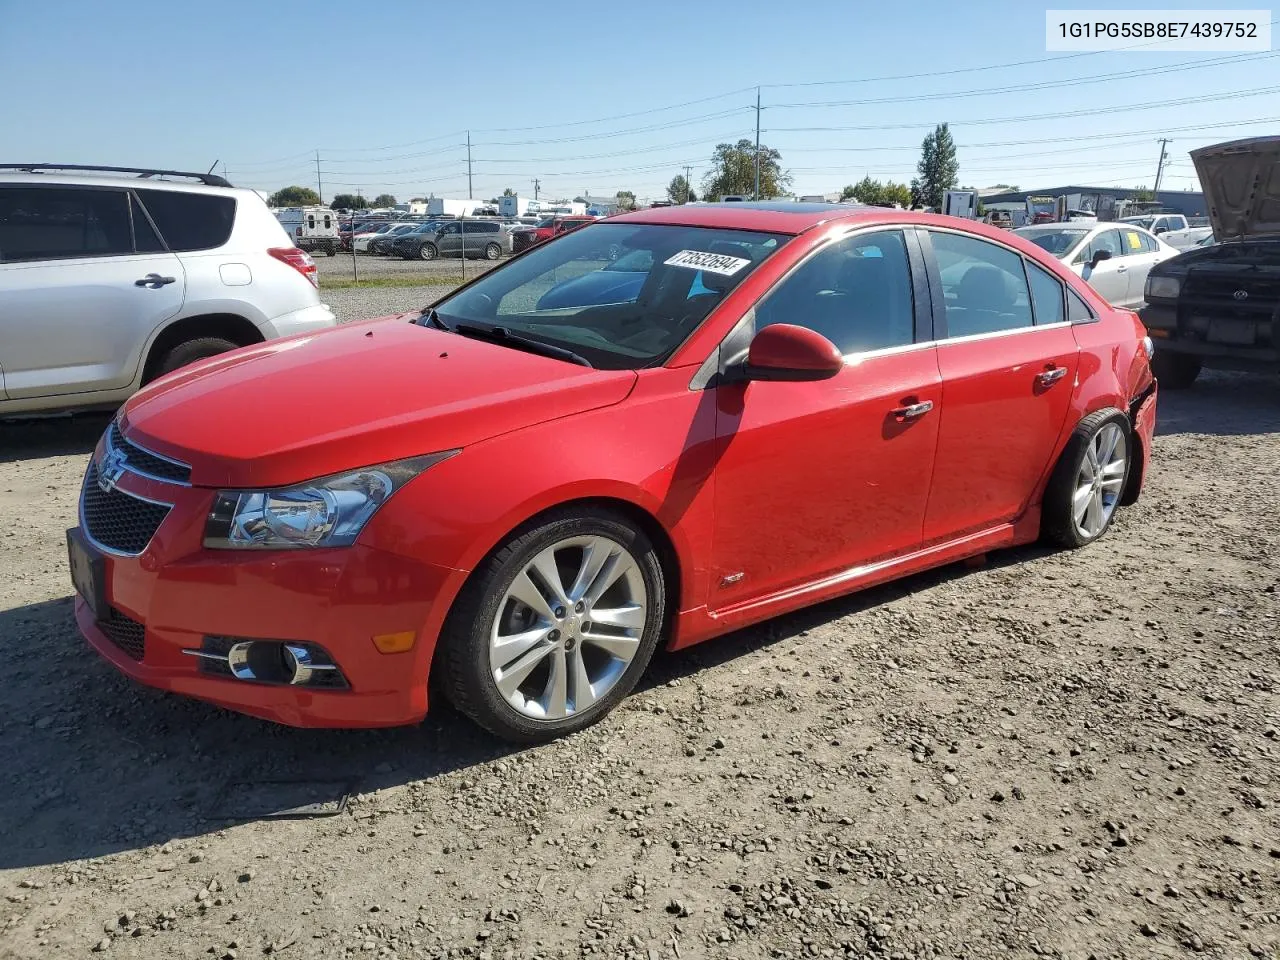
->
[68,203,1158,743]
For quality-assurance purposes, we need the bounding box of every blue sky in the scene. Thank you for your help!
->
[1,0,1276,202]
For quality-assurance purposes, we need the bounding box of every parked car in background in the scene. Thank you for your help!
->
[370,221,428,255]
[1121,213,1189,236]
[68,202,1156,742]
[1013,222,1178,308]
[355,221,413,253]
[1140,136,1280,388]
[396,220,507,261]
[1160,226,1215,250]
[274,205,341,256]
[512,214,596,253]
[0,164,336,416]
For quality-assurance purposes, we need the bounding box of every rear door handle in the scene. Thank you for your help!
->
[1037,366,1068,386]
[892,400,934,420]
[1115,264,1128,273]
[135,274,176,288]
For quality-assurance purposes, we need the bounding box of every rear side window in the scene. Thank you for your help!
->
[1067,288,1095,323]
[1137,232,1158,253]
[134,189,235,252]
[0,186,132,262]
[130,195,167,253]
[1025,260,1065,325]
[930,231,1034,338]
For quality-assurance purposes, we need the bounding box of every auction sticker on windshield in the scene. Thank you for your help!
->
[664,250,751,276]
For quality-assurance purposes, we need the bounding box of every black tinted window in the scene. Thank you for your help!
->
[1025,260,1064,325]
[756,230,915,354]
[0,186,132,262]
[134,189,235,251]
[1067,289,1094,323]
[130,195,166,253]
[931,231,1033,337]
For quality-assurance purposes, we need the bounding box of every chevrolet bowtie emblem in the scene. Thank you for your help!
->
[98,446,129,492]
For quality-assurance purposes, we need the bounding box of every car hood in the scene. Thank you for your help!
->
[120,319,637,489]
[1191,136,1280,242]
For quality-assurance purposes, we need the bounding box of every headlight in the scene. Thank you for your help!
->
[204,452,456,550]
[1145,275,1180,299]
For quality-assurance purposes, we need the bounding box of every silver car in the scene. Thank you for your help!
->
[1013,222,1180,308]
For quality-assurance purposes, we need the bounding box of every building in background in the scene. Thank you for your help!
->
[979,185,1207,220]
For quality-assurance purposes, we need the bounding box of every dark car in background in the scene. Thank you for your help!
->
[395,220,507,260]
[1140,137,1280,387]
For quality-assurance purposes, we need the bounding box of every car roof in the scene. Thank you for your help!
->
[613,201,921,235]
[0,170,245,195]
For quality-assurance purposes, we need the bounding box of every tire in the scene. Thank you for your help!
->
[1041,408,1132,549]
[485,242,501,260]
[1150,349,1201,389]
[419,242,437,261]
[153,336,240,380]
[436,507,666,743]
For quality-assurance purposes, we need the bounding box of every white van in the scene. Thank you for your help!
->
[274,206,340,256]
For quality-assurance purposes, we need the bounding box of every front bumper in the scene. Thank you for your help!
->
[1140,302,1280,371]
[260,303,338,340]
[71,456,468,727]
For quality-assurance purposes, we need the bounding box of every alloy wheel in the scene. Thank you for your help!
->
[488,535,647,721]
[1073,422,1127,539]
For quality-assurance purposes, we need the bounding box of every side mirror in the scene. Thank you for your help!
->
[1154,226,1167,234]
[740,324,843,382]
[1089,249,1112,269]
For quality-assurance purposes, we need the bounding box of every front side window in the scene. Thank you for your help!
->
[755,229,915,354]
[931,231,1033,337]
[0,186,132,262]
[135,189,235,252]
[1078,229,1125,264]
[433,223,787,370]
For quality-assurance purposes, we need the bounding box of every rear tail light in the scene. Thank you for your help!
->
[269,246,319,288]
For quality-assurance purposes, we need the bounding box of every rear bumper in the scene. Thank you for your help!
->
[1124,380,1158,504]
[260,303,338,339]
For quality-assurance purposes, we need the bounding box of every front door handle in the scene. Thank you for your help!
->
[1037,365,1069,386]
[892,399,934,420]
[135,274,176,288]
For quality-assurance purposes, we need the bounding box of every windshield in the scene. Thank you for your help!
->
[1014,227,1090,257]
[536,217,556,228]
[431,223,789,370]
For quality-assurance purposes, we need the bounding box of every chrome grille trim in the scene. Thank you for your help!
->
[107,421,192,486]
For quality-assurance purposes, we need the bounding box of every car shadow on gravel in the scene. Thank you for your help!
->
[1155,370,1280,437]
[0,412,112,463]
[0,544,1049,872]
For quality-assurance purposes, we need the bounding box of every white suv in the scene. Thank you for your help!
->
[0,164,337,416]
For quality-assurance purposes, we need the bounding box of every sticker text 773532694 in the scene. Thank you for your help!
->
[663,249,752,276]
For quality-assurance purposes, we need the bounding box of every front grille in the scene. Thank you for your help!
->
[100,607,145,661]
[82,463,171,555]
[110,422,191,484]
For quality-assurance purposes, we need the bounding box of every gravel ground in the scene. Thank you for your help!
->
[316,254,501,283]
[1,373,1278,960]
[320,284,454,324]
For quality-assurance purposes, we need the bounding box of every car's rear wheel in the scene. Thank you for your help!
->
[1041,409,1131,549]
[485,242,502,260]
[154,337,240,379]
[419,242,437,261]
[1150,349,1201,389]
[437,508,666,743]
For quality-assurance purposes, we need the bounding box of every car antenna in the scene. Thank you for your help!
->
[206,160,219,175]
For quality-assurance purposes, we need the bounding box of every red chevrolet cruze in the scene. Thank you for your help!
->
[69,203,1158,743]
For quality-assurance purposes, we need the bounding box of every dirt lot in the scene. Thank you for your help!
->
[1,373,1277,960]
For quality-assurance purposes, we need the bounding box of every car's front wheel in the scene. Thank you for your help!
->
[1151,349,1201,389]
[1042,409,1131,549]
[437,508,666,743]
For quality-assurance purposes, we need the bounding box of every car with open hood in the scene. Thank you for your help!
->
[1140,136,1280,387]
[67,203,1158,743]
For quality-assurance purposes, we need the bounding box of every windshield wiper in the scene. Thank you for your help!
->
[418,307,451,331]
[452,322,592,367]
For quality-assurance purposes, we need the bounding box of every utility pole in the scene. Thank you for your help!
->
[684,164,692,203]
[532,177,540,200]
[1153,138,1172,195]
[221,162,229,183]
[466,131,473,199]
[315,149,323,205]
[753,87,761,201]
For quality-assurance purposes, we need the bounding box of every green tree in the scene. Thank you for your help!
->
[915,123,959,210]
[1132,185,1156,201]
[267,185,320,207]
[502,187,517,197]
[329,193,367,210]
[702,139,790,200]
[615,190,637,211]
[841,176,911,207]
[667,174,696,203]
[372,193,396,207]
